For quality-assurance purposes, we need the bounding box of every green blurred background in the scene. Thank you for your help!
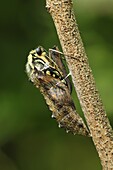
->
[0,0,113,169]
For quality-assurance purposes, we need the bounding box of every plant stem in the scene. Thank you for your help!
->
[46,0,113,169]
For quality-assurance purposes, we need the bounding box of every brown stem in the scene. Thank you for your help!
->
[46,0,113,169]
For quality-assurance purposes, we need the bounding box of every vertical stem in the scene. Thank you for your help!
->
[46,0,113,169]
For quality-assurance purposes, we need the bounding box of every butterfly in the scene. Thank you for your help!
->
[26,46,90,136]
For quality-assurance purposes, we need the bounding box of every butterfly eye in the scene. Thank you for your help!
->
[36,47,42,56]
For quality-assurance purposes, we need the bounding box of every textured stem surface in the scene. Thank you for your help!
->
[46,0,113,169]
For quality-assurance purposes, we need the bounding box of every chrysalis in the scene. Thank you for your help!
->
[26,46,90,136]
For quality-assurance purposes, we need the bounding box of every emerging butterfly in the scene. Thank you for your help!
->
[26,46,90,136]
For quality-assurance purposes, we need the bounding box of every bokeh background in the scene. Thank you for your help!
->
[0,0,113,169]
